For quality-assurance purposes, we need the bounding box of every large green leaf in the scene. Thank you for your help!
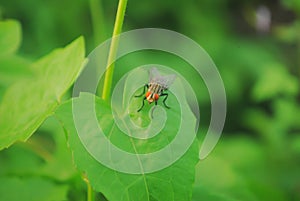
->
[0,37,85,150]
[0,55,32,88]
[0,19,21,56]
[55,92,199,201]
[0,177,69,201]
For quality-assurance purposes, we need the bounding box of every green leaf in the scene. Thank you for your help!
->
[273,98,300,130]
[192,186,240,201]
[38,116,78,181]
[0,55,32,84]
[0,143,45,176]
[0,55,32,89]
[0,19,21,56]
[251,64,299,102]
[0,37,85,150]
[274,22,300,43]
[282,0,300,13]
[291,135,300,154]
[0,177,69,201]
[55,92,199,201]
[0,116,78,181]
[0,19,31,100]
[193,137,289,201]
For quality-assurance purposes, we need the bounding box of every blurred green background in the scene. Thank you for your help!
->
[0,0,300,200]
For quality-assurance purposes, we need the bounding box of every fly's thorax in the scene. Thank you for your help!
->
[148,83,165,95]
[136,67,175,111]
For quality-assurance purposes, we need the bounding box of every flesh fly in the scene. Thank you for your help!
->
[135,67,176,112]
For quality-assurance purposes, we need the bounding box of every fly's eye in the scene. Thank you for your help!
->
[146,91,151,98]
[154,93,159,100]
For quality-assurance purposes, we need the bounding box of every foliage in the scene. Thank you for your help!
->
[0,177,69,201]
[55,93,198,201]
[0,22,85,149]
[0,0,300,201]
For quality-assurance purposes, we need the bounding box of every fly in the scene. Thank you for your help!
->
[135,67,176,112]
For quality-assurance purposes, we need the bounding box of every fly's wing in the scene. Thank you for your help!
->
[149,67,161,83]
[162,74,176,89]
[149,67,176,89]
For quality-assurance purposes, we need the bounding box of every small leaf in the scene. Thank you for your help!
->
[0,19,21,56]
[55,92,199,201]
[273,98,300,130]
[0,177,69,201]
[291,135,300,154]
[0,19,30,100]
[274,22,300,43]
[282,0,300,13]
[252,64,299,102]
[0,37,85,150]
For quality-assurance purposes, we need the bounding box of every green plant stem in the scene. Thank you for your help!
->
[87,182,95,201]
[102,0,128,101]
[83,175,95,201]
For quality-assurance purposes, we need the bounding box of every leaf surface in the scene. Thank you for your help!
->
[0,19,21,56]
[55,92,199,201]
[0,37,85,150]
[0,177,69,201]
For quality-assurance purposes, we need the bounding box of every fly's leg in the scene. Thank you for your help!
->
[136,84,148,112]
[160,93,170,109]
[137,97,146,112]
[135,84,149,97]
